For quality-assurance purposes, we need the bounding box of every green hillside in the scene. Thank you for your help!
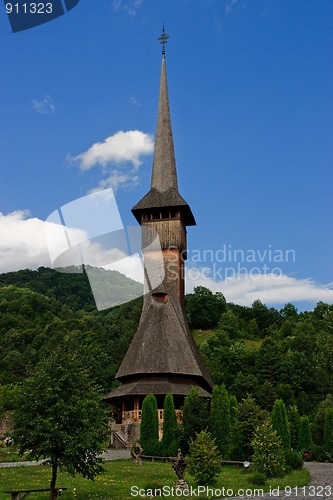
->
[0,268,332,437]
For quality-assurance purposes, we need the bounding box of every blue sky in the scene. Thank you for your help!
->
[0,0,332,310]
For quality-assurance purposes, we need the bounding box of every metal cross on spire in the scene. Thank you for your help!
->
[157,24,170,59]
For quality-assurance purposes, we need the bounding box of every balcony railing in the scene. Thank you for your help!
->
[122,409,182,423]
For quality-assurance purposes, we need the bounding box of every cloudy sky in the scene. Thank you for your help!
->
[0,0,332,310]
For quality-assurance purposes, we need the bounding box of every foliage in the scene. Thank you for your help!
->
[271,399,291,452]
[297,416,312,454]
[180,387,209,454]
[218,310,241,339]
[288,405,300,450]
[12,344,109,499]
[0,384,18,416]
[230,396,267,460]
[209,385,230,457]
[252,419,286,478]
[0,281,142,389]
[324,407,333,458]
[185,286,226,329]
[160,394,178,457]
[285,450,303,471]
[229,394,238,427]
[187,430,221,485]
[1,268,333,421]
[2,267,333,466]
[0,266,142,313]
[312,394,333,446]
[139,394,159,456]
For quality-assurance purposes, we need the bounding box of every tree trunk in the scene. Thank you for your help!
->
[50,459,58,500]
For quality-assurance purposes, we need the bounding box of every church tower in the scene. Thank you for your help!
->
[106,29,213,437]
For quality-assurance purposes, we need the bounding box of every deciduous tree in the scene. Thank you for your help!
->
[13,345,108,500]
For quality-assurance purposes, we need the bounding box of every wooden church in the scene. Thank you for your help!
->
[105,30,213,446]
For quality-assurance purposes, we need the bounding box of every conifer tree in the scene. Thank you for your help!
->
[161,394,178,457]
[140,394,159,455]
[209,385,230,457]
[187,430,221,485]
[180,387,209,454]
[324,407,333,457]
[229,394,238,427]
[298,416,312,454]
[230,396,267,460]
[271,399,291,452]
[288,405,300,449]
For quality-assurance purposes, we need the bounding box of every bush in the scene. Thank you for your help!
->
[252,419,286,478]
[187,430,221,485]
[311,444,329,462]
[285,450,303,470]
[249,471,267,486]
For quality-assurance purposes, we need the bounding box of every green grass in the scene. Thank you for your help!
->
[192,329,216,346]
[0,459,310,500]
[243,339,263,351]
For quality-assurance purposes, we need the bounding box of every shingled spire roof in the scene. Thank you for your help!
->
[111,288,213,398]
[151,57,177,192]
[132,54,195,226]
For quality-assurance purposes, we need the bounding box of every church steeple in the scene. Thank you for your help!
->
[151,26,177,192]
[150,56,178,192]
[132,28,195,227]
[105,30,213,431]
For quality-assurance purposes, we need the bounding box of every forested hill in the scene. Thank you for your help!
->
[0,268,332,423]
[0,266,142,312]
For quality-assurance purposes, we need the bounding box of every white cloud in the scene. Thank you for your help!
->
[0,210,144,281]
[69,130,154,192]
[113,0,143,16]
[0,211,89,273]
[185,267,333,307]
[0,211,51,272]
[70,130,154,170]
[89,171,139,193]
[32,95,55,114]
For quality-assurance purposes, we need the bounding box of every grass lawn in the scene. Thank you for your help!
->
[0,459,310,500]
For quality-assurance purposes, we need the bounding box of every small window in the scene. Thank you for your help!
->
[152,291,168,303]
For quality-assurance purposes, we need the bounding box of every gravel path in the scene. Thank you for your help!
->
[0,449,131,468]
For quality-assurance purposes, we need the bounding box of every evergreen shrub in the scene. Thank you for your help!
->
[252,420,286,478]
[187,430,221,485]
[285,450,303,470]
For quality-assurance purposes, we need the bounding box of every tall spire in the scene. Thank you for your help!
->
[151,26,177,192]
[132,26,196,226]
